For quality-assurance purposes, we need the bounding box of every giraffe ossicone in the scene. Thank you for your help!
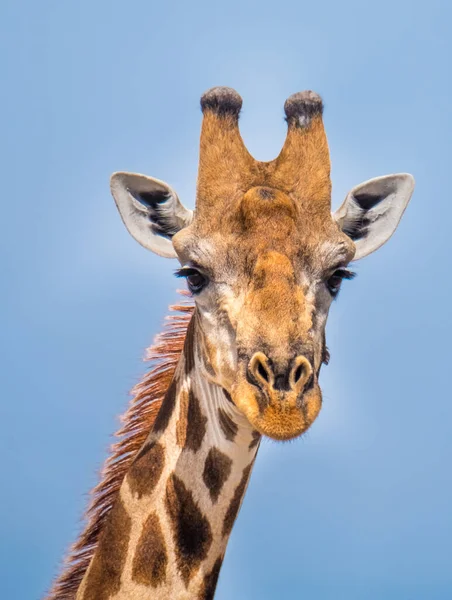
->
[47,87,414,600]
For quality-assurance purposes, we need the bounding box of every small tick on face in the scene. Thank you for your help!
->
[258,187,274,200]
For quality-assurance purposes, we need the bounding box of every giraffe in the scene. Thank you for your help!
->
[47,87,415,600]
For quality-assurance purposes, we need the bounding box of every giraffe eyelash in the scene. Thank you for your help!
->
[174,268,200,278]
[327,268,356,299]
[335,269,356,280]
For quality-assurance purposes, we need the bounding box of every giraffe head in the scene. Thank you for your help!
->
[111,87,414,441]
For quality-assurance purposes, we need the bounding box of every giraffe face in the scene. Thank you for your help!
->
[111,87,414,441]
[171,187,355,440]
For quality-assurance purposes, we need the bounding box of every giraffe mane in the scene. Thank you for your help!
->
[46,301,194,600]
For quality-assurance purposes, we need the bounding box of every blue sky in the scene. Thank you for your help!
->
[1,0,451,598]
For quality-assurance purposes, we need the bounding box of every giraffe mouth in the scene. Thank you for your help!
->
[230,379,323,441]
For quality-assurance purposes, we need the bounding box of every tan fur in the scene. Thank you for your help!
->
[176,389,190,447]
[197,102,331,220]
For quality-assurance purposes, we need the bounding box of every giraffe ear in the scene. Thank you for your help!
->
[110,172,193,258]
[333,173,415,261]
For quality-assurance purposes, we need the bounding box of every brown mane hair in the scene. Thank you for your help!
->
[46,303,194,600]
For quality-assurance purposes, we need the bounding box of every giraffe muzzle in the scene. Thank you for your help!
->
[231,350,322,440]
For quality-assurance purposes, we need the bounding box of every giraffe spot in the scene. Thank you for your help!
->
[132,512,167,587]
[127,441,165,499]
[199,557,223,600]
[176,389,189,447]
[202,447,233,503]
[153,376,177,433]
[222,464,252,538]
[249,430,261,450]
[222,389,234,405]
[185,389,207,452]
[184,316,196,375]
[217,408,238,442]
[81,497,131,600]
[165,473,213,586]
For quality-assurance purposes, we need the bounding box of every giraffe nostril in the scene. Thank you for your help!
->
[257,360,269,382]
[290,356,313,391]
[293,363,305,384]
[248,353,274,389]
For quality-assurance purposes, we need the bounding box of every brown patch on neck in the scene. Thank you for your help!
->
[249,430,261,450]
[222,463,253,537]
[185,389,207,452]
[184,313,197,375]
[79,497,131,600]
[132,512,168,587]
[127,441,165,499]
[217,408,238,442]
[198,557,223,600]
[165,473,213,586]
[46,304,194,600]
[202,447,233,503]
[153,375,178,433]
[177,385,208,452]
[222,389,234,404]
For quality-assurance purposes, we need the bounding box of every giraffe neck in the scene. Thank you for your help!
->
[78,315,261,600]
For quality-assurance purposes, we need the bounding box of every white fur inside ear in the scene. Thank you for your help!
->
[334,173,415,260]
[110,172,193,258]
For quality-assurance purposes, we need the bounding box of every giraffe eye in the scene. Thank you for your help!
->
[175,267,208,294]
[326,269,356,298]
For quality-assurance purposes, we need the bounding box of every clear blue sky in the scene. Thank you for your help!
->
[1,1,451,598]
